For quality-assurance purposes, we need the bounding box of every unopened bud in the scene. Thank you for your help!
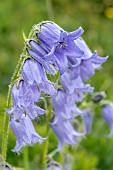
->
[92,91,106,103]
[46,162,62,170]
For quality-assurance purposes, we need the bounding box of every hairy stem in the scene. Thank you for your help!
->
[23,147,29,170]
[1,28,35,161]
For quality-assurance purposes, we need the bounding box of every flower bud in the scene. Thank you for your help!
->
[46,162,62,170]
[92,91,106,103]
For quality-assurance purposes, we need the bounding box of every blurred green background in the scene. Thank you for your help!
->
[0,0,113,169]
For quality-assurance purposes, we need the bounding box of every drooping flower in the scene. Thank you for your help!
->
[50,116,84,151]
[102,103,113,136]
[52,90,83,120]
[69,38,108,81]
[22,58,57,96]
[83,109,93,134]
[35,21,63,48]
[31,21,84,74]
[7,80,45,120]
[46,162,62,170]
[37,21,83,53]
[10,114,46,152]
[61,72,94,102]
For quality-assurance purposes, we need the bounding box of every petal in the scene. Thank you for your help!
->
[83,109,93,134]
[10,118,23,152]
[27,104,46,119]
[44,22,63,36]
[90,51,108,64]
[11,140,23,152]
[27,48,55,75]
[68,27,84,39]
[22,115,46,143]
[6,107,15,115]
[33,104,46,115]
[102,104,113,130]
[22,59,42,85]
[43,45,55,61]
[60,72,75,94]
[50,121,64,151]
[50,116,84,151]
[23,59,54,85]
[11,83,19,107]
[29,40,47,57]
[75,37,92,57]
[54,53,68,74]
[40,82,57,96]
[52,90,66,113]
[67,42,84,59]
[13,108,23,120]
[29,86,40,102]
[26,107,38,120]
[81,61,95,81]
[37,22,62,49]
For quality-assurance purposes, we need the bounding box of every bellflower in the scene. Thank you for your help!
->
[5,20,109,156]
[10,114,46,152]
[35,21,63,48]
[22,58,57,96]
[7,80,45,120]
[46,162,62,170]
[35,21,84,74]
[50,116,84,151]
[83,109,93,134]
[69,38,108,81]
[61,72,94,102]
[102,103,113,136]
[52,90,83,120]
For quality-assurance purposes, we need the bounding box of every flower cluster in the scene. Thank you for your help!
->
[7,21,108,152]
[34,21,107,150]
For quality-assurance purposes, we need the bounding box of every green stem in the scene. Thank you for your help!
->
[42,140,49,170]
[1,28,36,161]
[42,104,52,170]
[23,147,29,170]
